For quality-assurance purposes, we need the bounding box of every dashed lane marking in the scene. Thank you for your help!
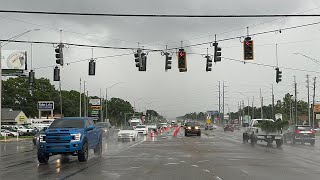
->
[164,162,179,165]
[191,164,199,168]
[203,169,210,173]
[197,160,210,163]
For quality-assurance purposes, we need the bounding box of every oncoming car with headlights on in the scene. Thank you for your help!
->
[185,122,201,136]
[118,126,138,141]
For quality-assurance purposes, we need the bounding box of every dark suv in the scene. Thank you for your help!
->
[283,125,316,145]
[185,122,201,136]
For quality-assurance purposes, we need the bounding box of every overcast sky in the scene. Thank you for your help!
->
[1,0,320,119]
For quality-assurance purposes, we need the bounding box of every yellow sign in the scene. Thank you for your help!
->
[314,104,320,113]
[19,116,25,122]
[206,119,212,124]
[91,106,101,110]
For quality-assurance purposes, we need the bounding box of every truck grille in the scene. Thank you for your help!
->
[45,133,72,143]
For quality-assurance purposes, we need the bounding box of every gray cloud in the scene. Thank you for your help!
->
[1,0,320,118]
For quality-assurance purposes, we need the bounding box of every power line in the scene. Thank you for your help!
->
[222,56,320,74]
[33,52,134,70]
[0,39,155,51]
[144,6,320,47]
[0,15,140,44]
[1,10,320,18]
[169,20,320,50]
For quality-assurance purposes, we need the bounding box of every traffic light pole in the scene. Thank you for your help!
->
[0,42,2,130]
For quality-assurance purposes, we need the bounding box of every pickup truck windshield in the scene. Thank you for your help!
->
[136,125,146,128]
[49,119,84,128]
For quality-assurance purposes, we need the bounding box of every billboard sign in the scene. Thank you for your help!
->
[1,50,27,70]
[38,101,54,110]
[89,99,101,106]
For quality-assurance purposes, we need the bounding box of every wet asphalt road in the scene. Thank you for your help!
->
[1,128,320,180]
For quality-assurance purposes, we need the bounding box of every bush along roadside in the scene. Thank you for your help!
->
[257,120,289,133]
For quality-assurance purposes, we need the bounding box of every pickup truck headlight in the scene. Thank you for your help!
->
[71,133,81,141]
[195,126,199,130]
[187,126,191,129]
[39,134,46,143]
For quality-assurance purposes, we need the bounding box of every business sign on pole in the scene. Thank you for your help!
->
[89,99,101,106]
[275,113,283,120]
[38,101,54,110]
[1,50,27,76]
[314,103,320,113]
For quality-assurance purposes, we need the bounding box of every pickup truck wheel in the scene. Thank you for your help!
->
[38,152,49,164]
[94,138,102,156]
[250,135,257,146]
[276,139,283,147]
[310,141,315,146]
[243,133,248,144]
[78,142,89,162]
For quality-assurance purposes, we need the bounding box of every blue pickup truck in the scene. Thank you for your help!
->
[37,117,103,163]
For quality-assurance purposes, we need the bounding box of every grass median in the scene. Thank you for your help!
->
[0,136,33,140]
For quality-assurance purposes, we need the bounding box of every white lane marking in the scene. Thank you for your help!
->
[180,161,186,163]
[241,169,249,175]
[197,160,210,163]
[164,162,179,165]
[215,176,222,180]
[228,158,240,161]
[168,157,175,160]
[203,169,210,173]
[191,164,199,168]
[129,166,141,169]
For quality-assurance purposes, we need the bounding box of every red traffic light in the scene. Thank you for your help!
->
[179,51,186,57]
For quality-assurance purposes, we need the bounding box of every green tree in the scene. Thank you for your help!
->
[2,77,58,117]
[107,97,134,125]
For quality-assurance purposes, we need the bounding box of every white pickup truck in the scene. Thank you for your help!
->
[243,119,284,147]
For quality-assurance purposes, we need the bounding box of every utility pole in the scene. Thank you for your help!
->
[86,91,89,117]
[252,96,254,119]
[59,78,63,117]
[247,99,250,117]
[272,84,274,120]
[294,76,298,124]
[100,88,103,122]
[218,81,221,125]
[260,88,263,119]
[105,88,108,122]
[79,78,82,117]
[83,81,86,117]
[222,81,225,125]
[0,41,2,130]
[306,74,310,125]
[312,77,316,128]
[289,94,292,122]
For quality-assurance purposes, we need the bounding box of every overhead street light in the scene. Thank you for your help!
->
[1,29,40,47]
[0,29,41,130]
[104,82,124,122]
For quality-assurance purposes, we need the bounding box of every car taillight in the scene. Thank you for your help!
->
[294,130,301,133]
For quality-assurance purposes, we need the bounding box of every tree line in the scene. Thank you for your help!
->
[2,77,162,126]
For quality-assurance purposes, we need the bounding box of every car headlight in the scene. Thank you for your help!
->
[195,126,199,130]
[187,127,191,129]
[71,133,81,141]
[39,134,46,143]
